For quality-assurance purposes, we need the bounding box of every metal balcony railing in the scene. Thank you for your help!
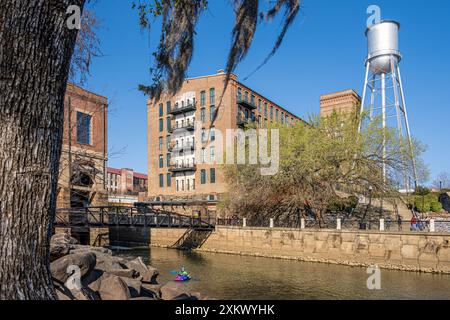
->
[169,121,195,133]
[168,163,197,172]
[237,98,256,110]
[169,142,195,152]
[169,102,197,115]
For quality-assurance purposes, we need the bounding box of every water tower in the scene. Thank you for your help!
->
[358,20,418,191]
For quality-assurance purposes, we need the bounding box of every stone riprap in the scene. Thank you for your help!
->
[51,233,207,300]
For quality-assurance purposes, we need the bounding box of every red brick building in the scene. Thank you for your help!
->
[57,83,108,208]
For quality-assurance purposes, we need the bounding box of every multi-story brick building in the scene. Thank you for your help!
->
[147,70,302,217]
[320,89,361,117]
[106,167,148,194]
[57,84,108,208]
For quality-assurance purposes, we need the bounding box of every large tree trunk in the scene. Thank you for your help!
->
[0,0,85,300]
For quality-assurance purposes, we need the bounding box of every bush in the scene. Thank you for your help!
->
[414,186,430,196]
[430,201,443,213]
[327,196,359,214]
[414,197,431,213]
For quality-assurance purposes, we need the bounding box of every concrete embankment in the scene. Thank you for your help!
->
[150,227,450,274]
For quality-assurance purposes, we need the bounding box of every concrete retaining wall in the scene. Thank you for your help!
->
[150,227,450,273]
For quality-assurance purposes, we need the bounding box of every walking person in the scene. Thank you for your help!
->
[410,216,417,231]
[397,215,402,231]
[385,216,392,230]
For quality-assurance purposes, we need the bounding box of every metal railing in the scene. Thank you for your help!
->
[55,206,215,230]
[215,216,450,233]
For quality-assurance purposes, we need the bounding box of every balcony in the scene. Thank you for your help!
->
[237,98,256,110]
[169,142,195,152]
[168,163,197,172]
[169,102,197,115]
[168,121,195,133]
[237,116,256,128]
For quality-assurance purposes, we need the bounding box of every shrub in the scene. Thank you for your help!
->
[414,186,430,196]
[430,201,443,213]
[414,197,431,213]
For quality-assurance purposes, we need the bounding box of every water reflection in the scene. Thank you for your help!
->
[114,247,450,300]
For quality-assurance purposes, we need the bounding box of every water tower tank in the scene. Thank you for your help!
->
[365,20,401,74]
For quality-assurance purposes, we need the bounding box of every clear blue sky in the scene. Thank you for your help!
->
[83,0,450,184]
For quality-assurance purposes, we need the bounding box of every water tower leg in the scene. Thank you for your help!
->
[397,66,419,189]
[369,74,376,121]
[358,62,371,133]
[391,57,408,191]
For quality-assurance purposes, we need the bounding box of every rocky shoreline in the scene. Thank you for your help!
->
[51,233,207,300]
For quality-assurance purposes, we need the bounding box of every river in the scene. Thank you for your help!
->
[114,247,450,300]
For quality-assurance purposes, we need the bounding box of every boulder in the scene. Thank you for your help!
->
[107,269,138,279]
[125,257,159,284]
[160,282,194,300]
[94,252,128,272]
[51,252,97,283]
[119,277,143,298]
[50,242,70,262]
[141,283,162,299]
[52,233,78,245]
[95,274,131,300]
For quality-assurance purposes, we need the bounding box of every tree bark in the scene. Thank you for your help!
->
[0,0,85,299]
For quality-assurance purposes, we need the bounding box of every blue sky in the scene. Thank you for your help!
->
[84,0,450,184]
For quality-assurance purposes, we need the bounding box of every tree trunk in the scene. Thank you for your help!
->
[0,0,85,299]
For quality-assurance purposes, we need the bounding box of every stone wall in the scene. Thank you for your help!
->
[150,227,450,274]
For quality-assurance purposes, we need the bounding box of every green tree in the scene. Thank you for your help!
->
[222,111,428,225]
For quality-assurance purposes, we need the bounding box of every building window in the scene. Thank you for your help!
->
[167,173,171,187]
[258,99,262,112]
[210,105,216,121]
[159,174,164,188]
[281,112,285,124]
[200,108,206,123]
[200,91,206,106]
[159,137,163,150]
[167,153,171,167]
[210,168,216,184]
[276,109,279,122]
[210,146,215,162]
[181,179,185,191]
[270,106,274,120]
[76,112,92,145]
[210,88,215,104]
[201,169,206,184]
[210,127,215,142]
[201,148,206,163]
[192,178,195,190]
[251,95,255,106]
[159,118,163,132]
[159,103,164,117]
[166,117,171,131]
[201,128,207,142]
[176,180,179,191]
[166,101,171,113]
[159,155,164,168]
[244,91,249,102]
[237,87,242,101]
[264,103,268,117]
[166,136,171,149]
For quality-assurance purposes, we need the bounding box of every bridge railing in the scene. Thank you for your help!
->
[55,206,215,229]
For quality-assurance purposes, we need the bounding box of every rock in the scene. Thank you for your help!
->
[70,245,112,255]
[160,282,194,300]
[119,277,143,298]
[141,283,162,299]
[50,242,70,262]
[94,252,128,272]
[107,269,138,279]
[51,252,97,283]
[96,274,131,300]
[125,257,159,284]
[52,233,78,245]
